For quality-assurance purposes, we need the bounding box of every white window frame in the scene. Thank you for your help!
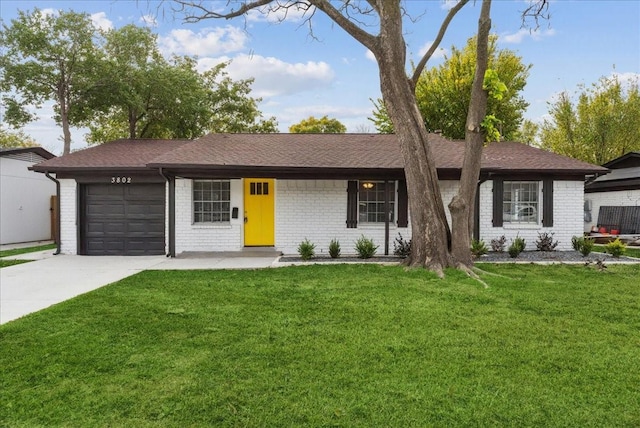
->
[503,181,541,225]
[193,180,231,224]
[358,180,396,224]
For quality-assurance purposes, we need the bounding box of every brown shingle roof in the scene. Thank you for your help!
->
[32,133,607,176]
[31,138,191,172]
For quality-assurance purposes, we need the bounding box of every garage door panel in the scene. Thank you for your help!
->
[82,183,165,255]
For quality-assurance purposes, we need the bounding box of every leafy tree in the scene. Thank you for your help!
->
[370,35,531,141]
[540,75,640,164]
[174,0,546,274]
[289,115,347,133]
[0,127,39,148]
[513,119,540,146]
[85,25,277,143]
[0,9,102,154]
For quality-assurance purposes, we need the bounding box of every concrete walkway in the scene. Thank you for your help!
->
[0,250,279,325]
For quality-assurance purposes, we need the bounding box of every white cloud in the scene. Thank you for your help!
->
[91,12,113,31]
[197,54,335,98]
[441,0,462,11]
[365,49,376,62]
[610,71,640,87]
[139,14,158,28]
[159,27,248,57]
[418,41,448,60]
[499,28,556,44]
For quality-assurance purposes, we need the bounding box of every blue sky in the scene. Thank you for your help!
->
[1,0,639,155]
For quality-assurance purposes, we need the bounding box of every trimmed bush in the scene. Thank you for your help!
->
[605,238,626,258]
[297,238,316,261]
[571,235,595,256]
[393,233,411,258]
[508,236,526,258]
[355,235,378,259]
[328,239,341,259]
[471,239,488,258]
[536,232,559,252]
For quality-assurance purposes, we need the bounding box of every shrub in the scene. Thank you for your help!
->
[471,239,488,257]
[355,235,378,259]
[571,235,595,256]
[535,232,559,252]
[605,238,626,258]
[297,238,316,261]
[490,235,507,252]
[508,236,526,258]
[579,237,595,256]
[328,238,341,258]
[393,233,411,258]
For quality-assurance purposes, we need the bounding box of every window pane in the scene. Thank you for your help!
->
[193,180,232,223]
[503,181,539,224]
[358,181,395,223]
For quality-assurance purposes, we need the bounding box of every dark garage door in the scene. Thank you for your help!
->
[81,184,165,255]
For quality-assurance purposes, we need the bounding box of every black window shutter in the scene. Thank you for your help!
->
[492,178,503,227]
[542,178,554,227]
[346,180,358,228]
[397,179,408,227]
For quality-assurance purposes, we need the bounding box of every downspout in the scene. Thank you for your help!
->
[159,168,175,257]
[44,172,61,255]
[384,180,391,255]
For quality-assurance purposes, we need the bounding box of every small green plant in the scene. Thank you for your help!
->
[572,235,595,256]
[508,236,526,258]
[604,237,626,258]
[471,239,488,258]
[355,235,378,259]
[535,232,559,252]
[490,235,507,253]
[328,238,341,258]
[297,238,316,261]
[393,233,411,258]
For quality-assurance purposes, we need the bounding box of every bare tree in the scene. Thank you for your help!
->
[171,0,545,275]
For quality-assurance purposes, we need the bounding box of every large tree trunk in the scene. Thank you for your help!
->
[449,0,492,267]
[376,1,452,275]
[58,83,72,155]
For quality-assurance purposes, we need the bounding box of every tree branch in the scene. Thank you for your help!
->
[410,0,470,87]
[173,0,275,22]
[309,0,377,52]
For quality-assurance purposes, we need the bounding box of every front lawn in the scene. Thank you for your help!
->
[0,259,31,269]
[0,243,55,258]
[1,264,639,426]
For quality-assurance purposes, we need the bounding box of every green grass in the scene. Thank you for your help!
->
[0,243,55,258]
[1,264,639,426]
[593,244,640,258]
[0,259,32,268]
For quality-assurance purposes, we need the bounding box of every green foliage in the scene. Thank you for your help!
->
[508,236,526,258]
[0,8,103,154]
[470,239,488,257]
[513,119,539,145]
[541,75,640,164]
[86,25,277,143]
[328,239,341,258]
[572,236,595,257]
[369,35,531,141]
[354,235,378,259]
[297,238,316,261]
[604,238,626,258]
[535,232,559,252]
[289,115,346,133]
[490,235,507,252]
[393,233,412,258]
[0,127,38,148]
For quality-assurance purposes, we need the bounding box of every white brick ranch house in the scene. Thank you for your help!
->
[31,133,607,256]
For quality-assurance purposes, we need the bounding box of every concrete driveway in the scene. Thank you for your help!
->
[0,252,279,325]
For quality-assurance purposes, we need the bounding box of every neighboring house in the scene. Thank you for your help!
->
[1,147,57,245]
[584,151,640,234]
[31,134,606,256]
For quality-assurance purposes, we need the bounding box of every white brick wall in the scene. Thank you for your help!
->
[275,179,409,255]
[58,178,77,255]
[477,180,584,251]
[174,178,244,253]
[584,189,640,233]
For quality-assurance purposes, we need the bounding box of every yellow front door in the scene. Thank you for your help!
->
[244,178,275,246]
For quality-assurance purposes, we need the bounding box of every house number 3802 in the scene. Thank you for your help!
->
[111,176,132,184]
